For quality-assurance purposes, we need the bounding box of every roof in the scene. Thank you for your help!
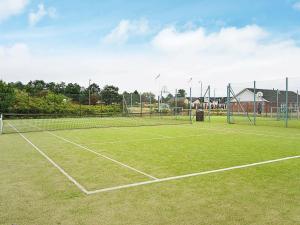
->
[240,88,299,103]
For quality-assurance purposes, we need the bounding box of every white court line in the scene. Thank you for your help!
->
[8,123,89,195]
[47,131,158,180]
[7,122,300,195]
[86,155,300,194]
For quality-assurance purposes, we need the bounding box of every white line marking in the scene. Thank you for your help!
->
[8,123,89,195]
[87,155,300,194]
[47,131,158,180]
[7,122,300,195]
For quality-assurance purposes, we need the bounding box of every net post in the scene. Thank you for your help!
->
[0,114,3,134]
[208,85,211,122]
[253,80,256,125]
[285,77,288,128]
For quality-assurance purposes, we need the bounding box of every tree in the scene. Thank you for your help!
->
[25,80,46,95]
[141,92,155,102]
[65,83,81,99]
[46,82,56,92]
[10,81,25,90]
[164,93,173,102]
[100,85,122,105]
[54,82,66,94]
[0,81,15,112]
[177,89,186,98]
[88,83,100,94]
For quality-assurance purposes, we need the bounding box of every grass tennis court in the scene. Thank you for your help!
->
[1,117,300,225]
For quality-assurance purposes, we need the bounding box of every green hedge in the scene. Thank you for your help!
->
[8,90,121,115]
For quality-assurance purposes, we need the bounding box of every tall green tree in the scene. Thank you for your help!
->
[25,80,46,95]
[9,81,25,90]
[100,85,121,105]
[0,81,15,112]
[88,83,100,94]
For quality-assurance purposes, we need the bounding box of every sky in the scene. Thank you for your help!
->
[1,0,300,96]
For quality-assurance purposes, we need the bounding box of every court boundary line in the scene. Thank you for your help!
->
[47,131,158,180]
[12,121,158,180]
[8,123,89,194]
[6,122,300,195]
[86,155,300,194]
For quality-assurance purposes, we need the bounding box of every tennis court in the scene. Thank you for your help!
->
[1,116,300,224]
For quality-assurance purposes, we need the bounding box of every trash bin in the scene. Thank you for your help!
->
[196,110,204,122]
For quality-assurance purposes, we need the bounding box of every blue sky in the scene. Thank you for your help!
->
[1,0,300,94]
[2,0,300,49]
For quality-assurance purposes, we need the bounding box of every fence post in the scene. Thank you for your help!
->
[189,87,192,123]
[285,77,288,128]
[140,94,142,117]
[149,95,152,116]
[253,81,256,125]
[0,114,3,134]
[27,93,30,114]
[276,89,279,120]
[122,94,125,115]
[79,94,82,117]
[227,84,231,124]
[297,90,299,120]
[208,85,211,122]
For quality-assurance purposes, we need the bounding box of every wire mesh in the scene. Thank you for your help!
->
[228,77,300,128]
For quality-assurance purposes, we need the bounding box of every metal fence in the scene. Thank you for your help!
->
[227,77,300,128]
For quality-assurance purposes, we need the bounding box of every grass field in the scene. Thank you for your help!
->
[1,117,300,225]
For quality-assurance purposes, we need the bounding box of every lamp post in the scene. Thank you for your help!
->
[155,74,161,112]
[198,80,203,98]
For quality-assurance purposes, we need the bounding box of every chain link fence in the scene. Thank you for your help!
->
[227,77,300,128]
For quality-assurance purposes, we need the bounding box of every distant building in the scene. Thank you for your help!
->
[188,97,228,109]
[231,88,299,114]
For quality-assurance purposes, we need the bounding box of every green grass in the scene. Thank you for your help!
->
[1,118,300,225]
[228,114,300,128]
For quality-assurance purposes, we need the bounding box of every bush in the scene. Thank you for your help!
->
[9,90,121,115]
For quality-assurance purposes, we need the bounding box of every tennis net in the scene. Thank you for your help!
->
[1,112,191,134]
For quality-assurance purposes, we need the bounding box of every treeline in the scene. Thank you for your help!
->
[0,80,155,115]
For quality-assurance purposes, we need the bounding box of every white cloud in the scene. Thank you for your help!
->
[1,25,300,96]
[0,43,30,58]
[103,19,149,44]
[293,1,300,10]
[0,0,29,22]
[28,3,56,26]
[152,25,268,54]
